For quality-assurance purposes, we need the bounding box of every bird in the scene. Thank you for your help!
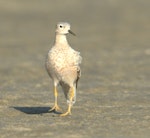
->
[45,22,82,116]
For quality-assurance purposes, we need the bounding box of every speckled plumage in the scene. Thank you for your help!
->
[45,22,82,116]
[46,45,81,85]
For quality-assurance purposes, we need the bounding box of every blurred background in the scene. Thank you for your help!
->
[0,0,150,137]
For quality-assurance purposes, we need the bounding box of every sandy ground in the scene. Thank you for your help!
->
[0,0,150,138]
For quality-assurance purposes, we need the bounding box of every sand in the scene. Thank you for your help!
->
[0,0,150,138]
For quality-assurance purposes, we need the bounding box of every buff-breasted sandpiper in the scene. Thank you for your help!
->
[45,22,82,116]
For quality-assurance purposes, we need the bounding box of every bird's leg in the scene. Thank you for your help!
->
[49,86,61,112]
[60,104,72,117]
[60,87,74,116]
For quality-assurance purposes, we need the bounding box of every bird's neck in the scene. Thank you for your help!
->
[54,34,69,47]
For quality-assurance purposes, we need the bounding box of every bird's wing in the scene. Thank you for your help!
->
[76,66,81,89]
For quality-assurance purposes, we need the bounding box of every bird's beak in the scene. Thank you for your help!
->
[69,30,76,36]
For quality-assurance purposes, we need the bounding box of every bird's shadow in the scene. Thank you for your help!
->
[11,106,61,115]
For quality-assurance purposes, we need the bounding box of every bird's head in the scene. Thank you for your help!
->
[56,22,76,36]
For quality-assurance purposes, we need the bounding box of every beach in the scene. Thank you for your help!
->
[0,0,150,137]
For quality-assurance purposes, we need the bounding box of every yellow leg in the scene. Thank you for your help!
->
[49,86,61,112]
[60,104,72,117]
[60,87,74,117]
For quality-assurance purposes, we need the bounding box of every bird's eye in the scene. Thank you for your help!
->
[60,25,63,28]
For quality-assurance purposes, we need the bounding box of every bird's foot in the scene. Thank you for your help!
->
[49,105,61,112]
[60,111,71,117]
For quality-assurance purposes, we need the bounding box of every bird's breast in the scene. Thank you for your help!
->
[48,48,76,71]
